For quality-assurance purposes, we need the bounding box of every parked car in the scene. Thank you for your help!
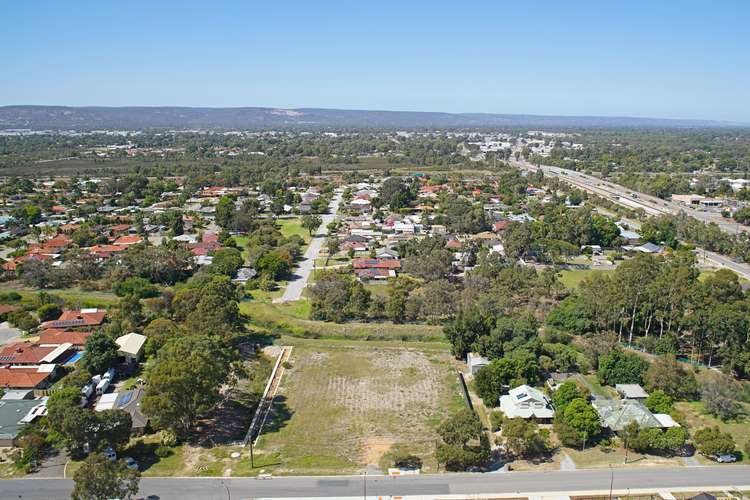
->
[715,454,737,463]
[104,447,117,462]
[124,456,139,470]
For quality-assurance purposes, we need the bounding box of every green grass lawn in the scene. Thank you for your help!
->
[277,218,311,243]
[675,401,750,460]
[239,300,446,343]
[15,287,120,308]
[558,268,614,289]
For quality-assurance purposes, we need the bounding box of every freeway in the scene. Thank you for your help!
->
[4,466,750,499]
[512,157,750,279]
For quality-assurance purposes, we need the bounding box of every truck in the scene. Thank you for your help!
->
[96,378,110,395]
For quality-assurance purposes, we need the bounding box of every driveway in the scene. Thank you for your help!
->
[0,321,22,346]
[277,192,342,303]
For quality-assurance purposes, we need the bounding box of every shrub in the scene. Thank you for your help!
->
[154,446,173,458]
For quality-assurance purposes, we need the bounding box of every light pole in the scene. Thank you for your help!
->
[363,470,367,500]
[608,464,613,500]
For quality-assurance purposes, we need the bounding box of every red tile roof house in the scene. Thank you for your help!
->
[351,258,401,270]
[41,309,106,331]
[38,330,93,350]
[0,342,69,366]
[113,235,143,246]
[0,365,56,392]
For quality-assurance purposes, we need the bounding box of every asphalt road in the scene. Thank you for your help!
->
[277,192,342,302]
[0,321,22,346]
[4,466,750,499]
[513,158,750,279]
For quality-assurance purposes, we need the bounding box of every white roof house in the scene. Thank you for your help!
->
[466,352,489,375]
[616,384,649,400]
[499,385,555,419]
[116,332,147,362]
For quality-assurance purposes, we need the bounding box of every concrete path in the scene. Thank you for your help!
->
[559,452,577,471]
[276,192,342,303]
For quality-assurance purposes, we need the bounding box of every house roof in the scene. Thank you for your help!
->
[616,384,649,399]
[42,309,106,330]
[116,332,147,357]
[351,258,401,270]
[499,385,555,419]
[0,400,40,440]
[0,342,56,365]
[0,366,53,389]
[592,399,663,431]
[38,330,92,347]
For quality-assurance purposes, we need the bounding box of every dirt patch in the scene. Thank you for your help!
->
[361,437,394,465]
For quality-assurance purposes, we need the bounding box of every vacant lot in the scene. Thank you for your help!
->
[256,344,464,475]
[676,401,750,461]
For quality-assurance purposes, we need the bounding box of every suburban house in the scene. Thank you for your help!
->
[466,352,489,375]
[41,308,106,332]
[116,332,147,365]
[593,399,680,432]
[499,384,555,421]
[616,384,649,401]
[0,365,57,393]
[0,399,45,446]
[95,386,148,434]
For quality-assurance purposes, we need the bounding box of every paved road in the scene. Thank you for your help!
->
[277,192,342,302]
[513,158,750,279]
[4,466,750,499]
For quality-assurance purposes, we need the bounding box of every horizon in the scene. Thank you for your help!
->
[1,104,748,126]
[2,1,749,122]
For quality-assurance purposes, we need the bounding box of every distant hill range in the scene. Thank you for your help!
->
[0,105,745,130]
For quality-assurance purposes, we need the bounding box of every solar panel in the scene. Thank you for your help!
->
[117,392,133,406]
[0,355,14,362]
[51,319,86,328]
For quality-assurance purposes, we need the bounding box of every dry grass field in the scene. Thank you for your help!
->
[255,343,464,475]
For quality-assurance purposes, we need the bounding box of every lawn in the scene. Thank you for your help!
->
[564,445,682,469]
[255,343,465,475]
[277,218,311,243]
[239,300,446,343]
[675,401,750,461]
[558,268,613,290]
[13,287,120,308]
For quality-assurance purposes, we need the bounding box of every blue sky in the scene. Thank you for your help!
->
[2,1,749,121]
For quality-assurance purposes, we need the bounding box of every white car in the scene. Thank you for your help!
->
[124,456,139,470]
[715,454,737,463]
[104,447,117,462]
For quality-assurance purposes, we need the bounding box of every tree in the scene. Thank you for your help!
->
[301,214,322,236]
[644,390,673,414]
[215,196,236,229]
[694,427,736,457]
[72,452,140,500]
[552,381,587,413]
[325,236,340,256]
[699,371,742,420]
[597,350,649,386]
[96,409,133,451]
[437,408,484,447]
[142,335,235,436]
[501,418,550,458]
[545,296,593,335]
[143,318,181,357]
[255,250,291,280]
[556,398,601,447]
[643,355,697,400]
[210,247,244,276]
[46,387,96,457]
[114,276,158,298]
[36,303,62,322]
[81,331,119,375]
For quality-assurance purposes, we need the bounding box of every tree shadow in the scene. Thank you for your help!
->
[258,395,294,436]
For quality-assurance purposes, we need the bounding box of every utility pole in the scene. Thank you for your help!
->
[250,437,255,468]
[608,464,614,500]
[363,471,367,500]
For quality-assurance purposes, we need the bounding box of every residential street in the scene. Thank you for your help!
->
[277,191,342,303]
[3,465,750,499]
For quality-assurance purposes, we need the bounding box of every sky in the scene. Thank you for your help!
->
[2,0,749,122]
